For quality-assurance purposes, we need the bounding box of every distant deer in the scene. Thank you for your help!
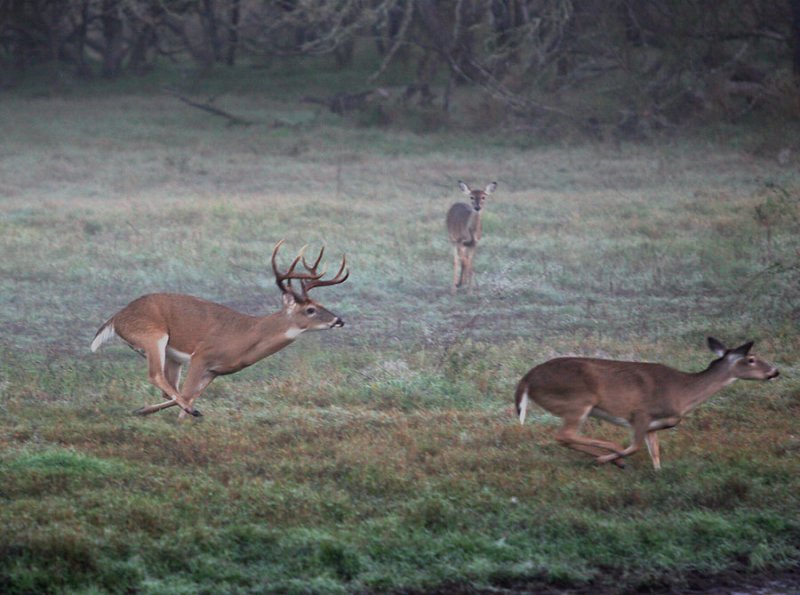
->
[515,338,779,470]
[90,240,348,418]
[446,181,497,294]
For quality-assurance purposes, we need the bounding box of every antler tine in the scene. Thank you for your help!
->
[302,245,325,274]
[271,239,289,293]
[302,254,349,294]
[271,241,325,296]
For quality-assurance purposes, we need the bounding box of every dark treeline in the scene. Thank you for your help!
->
[1,1,798,130]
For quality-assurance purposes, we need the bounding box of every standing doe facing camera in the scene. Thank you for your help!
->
[90,240,348,419]
[446,181,497,294]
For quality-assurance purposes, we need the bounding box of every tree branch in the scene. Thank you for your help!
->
[163,88,252,126]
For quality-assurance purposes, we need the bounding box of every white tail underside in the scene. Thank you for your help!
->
[90,323,116,352]
[519,389,529,425]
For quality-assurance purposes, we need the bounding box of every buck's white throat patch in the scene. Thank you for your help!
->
[284,326,304,339]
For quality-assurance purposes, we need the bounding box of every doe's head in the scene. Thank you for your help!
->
[458,180,497,212]
[707,337,779,381]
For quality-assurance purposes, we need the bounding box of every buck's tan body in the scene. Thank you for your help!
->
[92,241,348,418]
[110,293,297,376]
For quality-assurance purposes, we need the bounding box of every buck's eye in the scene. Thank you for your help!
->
[305,306,317,315]
[747,357,756,365]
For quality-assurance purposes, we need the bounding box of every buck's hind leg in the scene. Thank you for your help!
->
[162,358,183,400]
[134,398,179,416]
[134,358,186,415]
[132,334,195,415]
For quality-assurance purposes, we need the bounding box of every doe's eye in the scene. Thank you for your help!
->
[305,306,317,315]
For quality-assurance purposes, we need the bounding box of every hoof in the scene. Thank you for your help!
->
[133,407,147,416]
[598,457,626,469]
[184,408,202,418]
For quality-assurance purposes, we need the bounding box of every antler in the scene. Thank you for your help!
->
[299,245,349,297]
[271,240,325,296]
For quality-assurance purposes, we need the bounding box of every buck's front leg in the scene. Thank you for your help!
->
[176,364,217,420]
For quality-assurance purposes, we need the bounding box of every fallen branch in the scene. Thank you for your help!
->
[302,88,390,115]
[163,88,253,126]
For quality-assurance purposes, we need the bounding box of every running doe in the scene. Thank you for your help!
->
[515,338,779,469]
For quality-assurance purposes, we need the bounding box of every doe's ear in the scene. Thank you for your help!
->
[458,181,471,195]
[282,292,297,308]
[707,336,727,357]
[485,181,497,194]
[730,341,754,356]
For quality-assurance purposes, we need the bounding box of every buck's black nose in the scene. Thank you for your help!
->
[333,318,344,328]
[768,369,779,379]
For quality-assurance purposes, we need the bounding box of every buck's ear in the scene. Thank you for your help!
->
[485,181,497,194]
[458,181,471,195]
[707,336,727,357]
[731,341,754,356]
[282,292,297,308]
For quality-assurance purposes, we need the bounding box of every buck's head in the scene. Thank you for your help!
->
[272,240,348,333]
[707,337,779,381]
[458,181,497,212]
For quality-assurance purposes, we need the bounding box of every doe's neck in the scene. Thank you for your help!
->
[680,360,735,415]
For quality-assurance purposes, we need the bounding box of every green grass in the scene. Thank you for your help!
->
[1,67,799,593]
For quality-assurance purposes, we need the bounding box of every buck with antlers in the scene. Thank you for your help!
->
[90,240,348,418]
[446,181,497,294]
[515,338,779,470]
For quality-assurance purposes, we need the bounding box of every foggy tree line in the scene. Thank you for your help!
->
[1,1,798,126]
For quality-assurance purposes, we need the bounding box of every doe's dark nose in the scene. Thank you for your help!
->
[332,318,344,328]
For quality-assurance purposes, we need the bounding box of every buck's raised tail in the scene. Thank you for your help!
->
[90,320,116,352]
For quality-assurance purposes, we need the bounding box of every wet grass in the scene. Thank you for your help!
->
[1,67,799,593]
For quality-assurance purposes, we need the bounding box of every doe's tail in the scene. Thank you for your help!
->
[514,381,529,426]
[90,319,116,352]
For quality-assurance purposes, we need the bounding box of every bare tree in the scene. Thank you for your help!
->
[791,0,800,75]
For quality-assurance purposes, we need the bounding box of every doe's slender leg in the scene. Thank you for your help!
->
[645,431,661,470]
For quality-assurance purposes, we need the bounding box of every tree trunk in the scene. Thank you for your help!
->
[101,0,125,77]
[74,0,92,78]
[226,0,240,66]
[791,0,800,76]
[128,23,155,75]
[200,0,222,63]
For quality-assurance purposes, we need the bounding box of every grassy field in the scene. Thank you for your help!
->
[1,66,799,593]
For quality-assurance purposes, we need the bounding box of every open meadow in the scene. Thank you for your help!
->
[1,67,799,593]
